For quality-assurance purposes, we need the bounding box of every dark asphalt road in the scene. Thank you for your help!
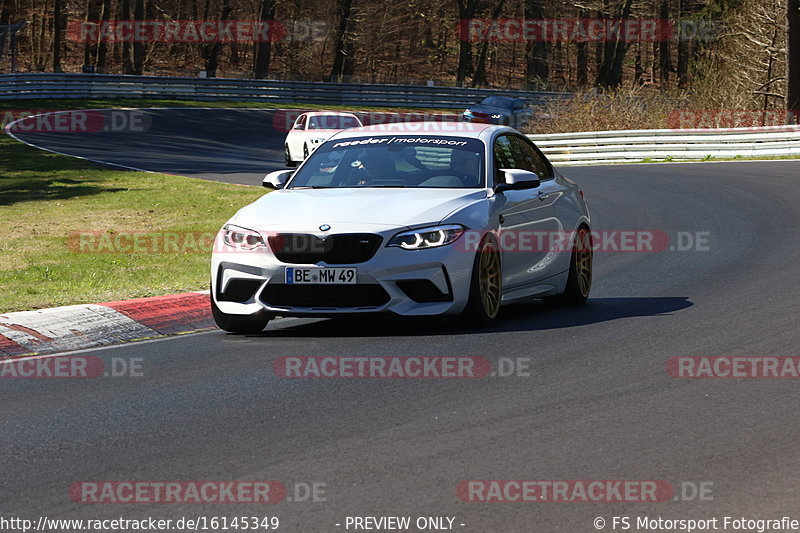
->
[8,109,290,184]
[4,110,800,531]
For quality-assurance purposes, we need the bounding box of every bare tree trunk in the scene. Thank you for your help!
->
[472,0,505,87]
[761,21,780,125]
[83,0,102,70]
[0,1,9,71]
[575,8,588,86]
[597,0,634,88]
[524,0,547,88]
[455,0,481,87]
[34,0,50,70]
[595,0,612,86]
[788,0,800,119]
[253,0,274,79]
[132,0,145,74]
[53,0,63,72]
[96,0,112,72]
[203,0,232,77]
[120,0,133,74]
[330,0,355,82]
[676,0,693,88]
[658,0,672,86]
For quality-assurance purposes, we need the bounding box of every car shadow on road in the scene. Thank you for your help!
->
[254,296,693,338]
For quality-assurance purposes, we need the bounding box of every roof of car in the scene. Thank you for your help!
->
[331,121,503,140]
[300,111,359,118]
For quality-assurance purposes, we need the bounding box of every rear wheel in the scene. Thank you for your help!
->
[544,226,592,306]
[284,144,296,167]
[210,292,271,334]
[462,237,502,327]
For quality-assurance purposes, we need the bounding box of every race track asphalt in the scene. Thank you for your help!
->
[4,109,800,531]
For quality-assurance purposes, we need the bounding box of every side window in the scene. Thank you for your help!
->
[511,136,553,180]
[493,135,516,185]
[294,115,306,130]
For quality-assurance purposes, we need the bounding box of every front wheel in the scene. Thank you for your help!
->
[303,144,309,160]
[544,226,592,306]
[211,294,271,334]
[462,237,502,327]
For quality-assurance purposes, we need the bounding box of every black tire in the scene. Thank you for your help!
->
[284,145,297,167]
[303,144,309,160]
[210,293,271,334]
[544,226,592,306]
[461,236,502,327]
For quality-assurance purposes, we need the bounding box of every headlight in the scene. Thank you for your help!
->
[222,224,266,250]
[387,224,465,250]
[311,138,324,144]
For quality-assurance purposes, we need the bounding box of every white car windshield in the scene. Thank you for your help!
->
[307,115,361,130]
[287,136,486,189]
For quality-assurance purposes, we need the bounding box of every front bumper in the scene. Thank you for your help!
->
[462,112,504,125]
[211,230,475,318]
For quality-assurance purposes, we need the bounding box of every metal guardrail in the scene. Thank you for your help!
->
[0,73,565,109]
[528,126,800,164]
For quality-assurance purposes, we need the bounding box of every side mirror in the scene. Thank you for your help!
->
[495,169,540,193]
[263,170,293,189]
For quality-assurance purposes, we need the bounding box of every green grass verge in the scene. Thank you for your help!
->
[0,133,265,313]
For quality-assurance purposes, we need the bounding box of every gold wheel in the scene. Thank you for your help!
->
[575,228,592,298]
[478,242,501,318]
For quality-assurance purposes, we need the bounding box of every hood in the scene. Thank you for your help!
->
[305,129,344,137]
[233,188,486,232]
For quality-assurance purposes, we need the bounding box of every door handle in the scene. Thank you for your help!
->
[537,191,549,201]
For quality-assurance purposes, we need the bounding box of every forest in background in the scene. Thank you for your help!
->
[1,0,799,118]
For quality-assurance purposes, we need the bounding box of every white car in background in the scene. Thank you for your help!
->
[284,112,363,166]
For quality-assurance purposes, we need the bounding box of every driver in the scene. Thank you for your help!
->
[350,150,394,186]
[450,150,481,187]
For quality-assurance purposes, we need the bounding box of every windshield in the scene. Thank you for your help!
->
[287,135,485,189]
[480,96,514,108]
[307,115,361,130]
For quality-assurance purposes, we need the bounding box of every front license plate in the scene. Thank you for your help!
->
[285,267,356,285]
